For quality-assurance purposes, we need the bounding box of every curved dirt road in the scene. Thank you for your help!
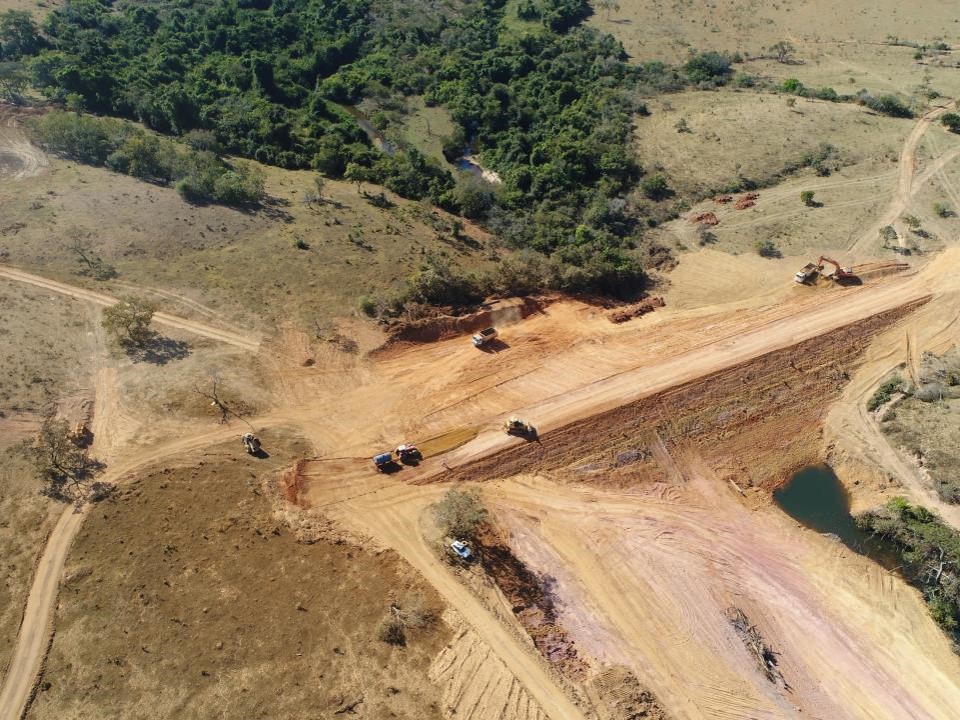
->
[0,114,47,181]
[849,104,953,253]
[0,265,260,353]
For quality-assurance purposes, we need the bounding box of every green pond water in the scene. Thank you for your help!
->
[774,465,900,570]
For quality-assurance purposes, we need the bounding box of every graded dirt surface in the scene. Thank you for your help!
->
[486,472,960,720]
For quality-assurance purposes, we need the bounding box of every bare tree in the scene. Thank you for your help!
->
[68,235,116,280]
[193,376,231,423]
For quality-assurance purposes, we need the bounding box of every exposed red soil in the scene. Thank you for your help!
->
[449,298,928,491]
[607,297,665,323]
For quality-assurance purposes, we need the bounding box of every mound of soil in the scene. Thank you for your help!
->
[607,297,665,324]
[380,296,544,348]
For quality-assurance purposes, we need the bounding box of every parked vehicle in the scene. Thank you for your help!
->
[450,540,472,560]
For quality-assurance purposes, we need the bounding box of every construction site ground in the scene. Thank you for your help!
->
[2,17,960,718]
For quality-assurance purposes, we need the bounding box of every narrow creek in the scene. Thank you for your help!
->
[774,465,901,571]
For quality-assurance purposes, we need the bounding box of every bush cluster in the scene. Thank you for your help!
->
[30,111,264,205]
[857,498,960,632]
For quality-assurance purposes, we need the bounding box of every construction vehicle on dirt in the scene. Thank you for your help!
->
[395,444,421,463]
[794,256,856,284]
[503,417,535,437]
[242,433,261,455]
[472,327,498,347]
[374,451,397,471]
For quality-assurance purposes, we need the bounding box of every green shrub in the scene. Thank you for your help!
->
[684,51,733,85]
[867,375,904,411]
[859,93,913,118]
[754,239,780,258]
[432,488,488,539]
[800,190,816,206]
[857,498,960,632]
[933,202,951,218]
[640,173,670,200]
[942,113,960,133]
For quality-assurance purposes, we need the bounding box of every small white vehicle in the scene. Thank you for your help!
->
[450,540,472,560]
[472,327,498,347]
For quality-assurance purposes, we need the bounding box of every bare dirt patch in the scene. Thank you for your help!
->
[27,434,452,720]
[451,299,928,491]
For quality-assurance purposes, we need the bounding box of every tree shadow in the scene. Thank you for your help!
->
[253,196,295,223]
[129,336,191,365]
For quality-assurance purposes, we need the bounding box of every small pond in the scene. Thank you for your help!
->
[774,465,900,570]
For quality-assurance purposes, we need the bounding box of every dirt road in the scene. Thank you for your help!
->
[0,507,83,720]
[0,265,260,352]
[0,113,47,181]
[849,104,953,253]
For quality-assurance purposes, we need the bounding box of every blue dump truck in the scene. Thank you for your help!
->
[373,452,395,471]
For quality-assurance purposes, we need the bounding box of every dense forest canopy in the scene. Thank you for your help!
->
[2,0,725,296]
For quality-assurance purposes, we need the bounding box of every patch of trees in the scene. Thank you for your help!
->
[857,498,960,632]
[9,1,762,299]
[29,111,264,205]
[942,113,960,134]
[778,78,914,118]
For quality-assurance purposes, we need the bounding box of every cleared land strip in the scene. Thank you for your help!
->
[440,277,934,471]
[0,265,260,352]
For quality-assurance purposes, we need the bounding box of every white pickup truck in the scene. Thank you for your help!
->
[472,327,498,347]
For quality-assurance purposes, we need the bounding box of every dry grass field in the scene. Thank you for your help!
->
[635,90,908,197]
[27,434,452,720]
[0,118,494,333]
[0,286,94,679]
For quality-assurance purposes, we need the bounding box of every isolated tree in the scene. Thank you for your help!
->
[344,162,375,194]
[102,296,157,348]
[432,487,487,539]
[597,0,620,21]
[767,41,795,64]
[800,190,816,207]
[26,414,104,501]
[303,174,325,207]
[0,60,28,103]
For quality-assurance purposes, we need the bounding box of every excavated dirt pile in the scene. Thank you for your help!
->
[451,298,928,491]
[380,297,544,348]
[607,297,665,324]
